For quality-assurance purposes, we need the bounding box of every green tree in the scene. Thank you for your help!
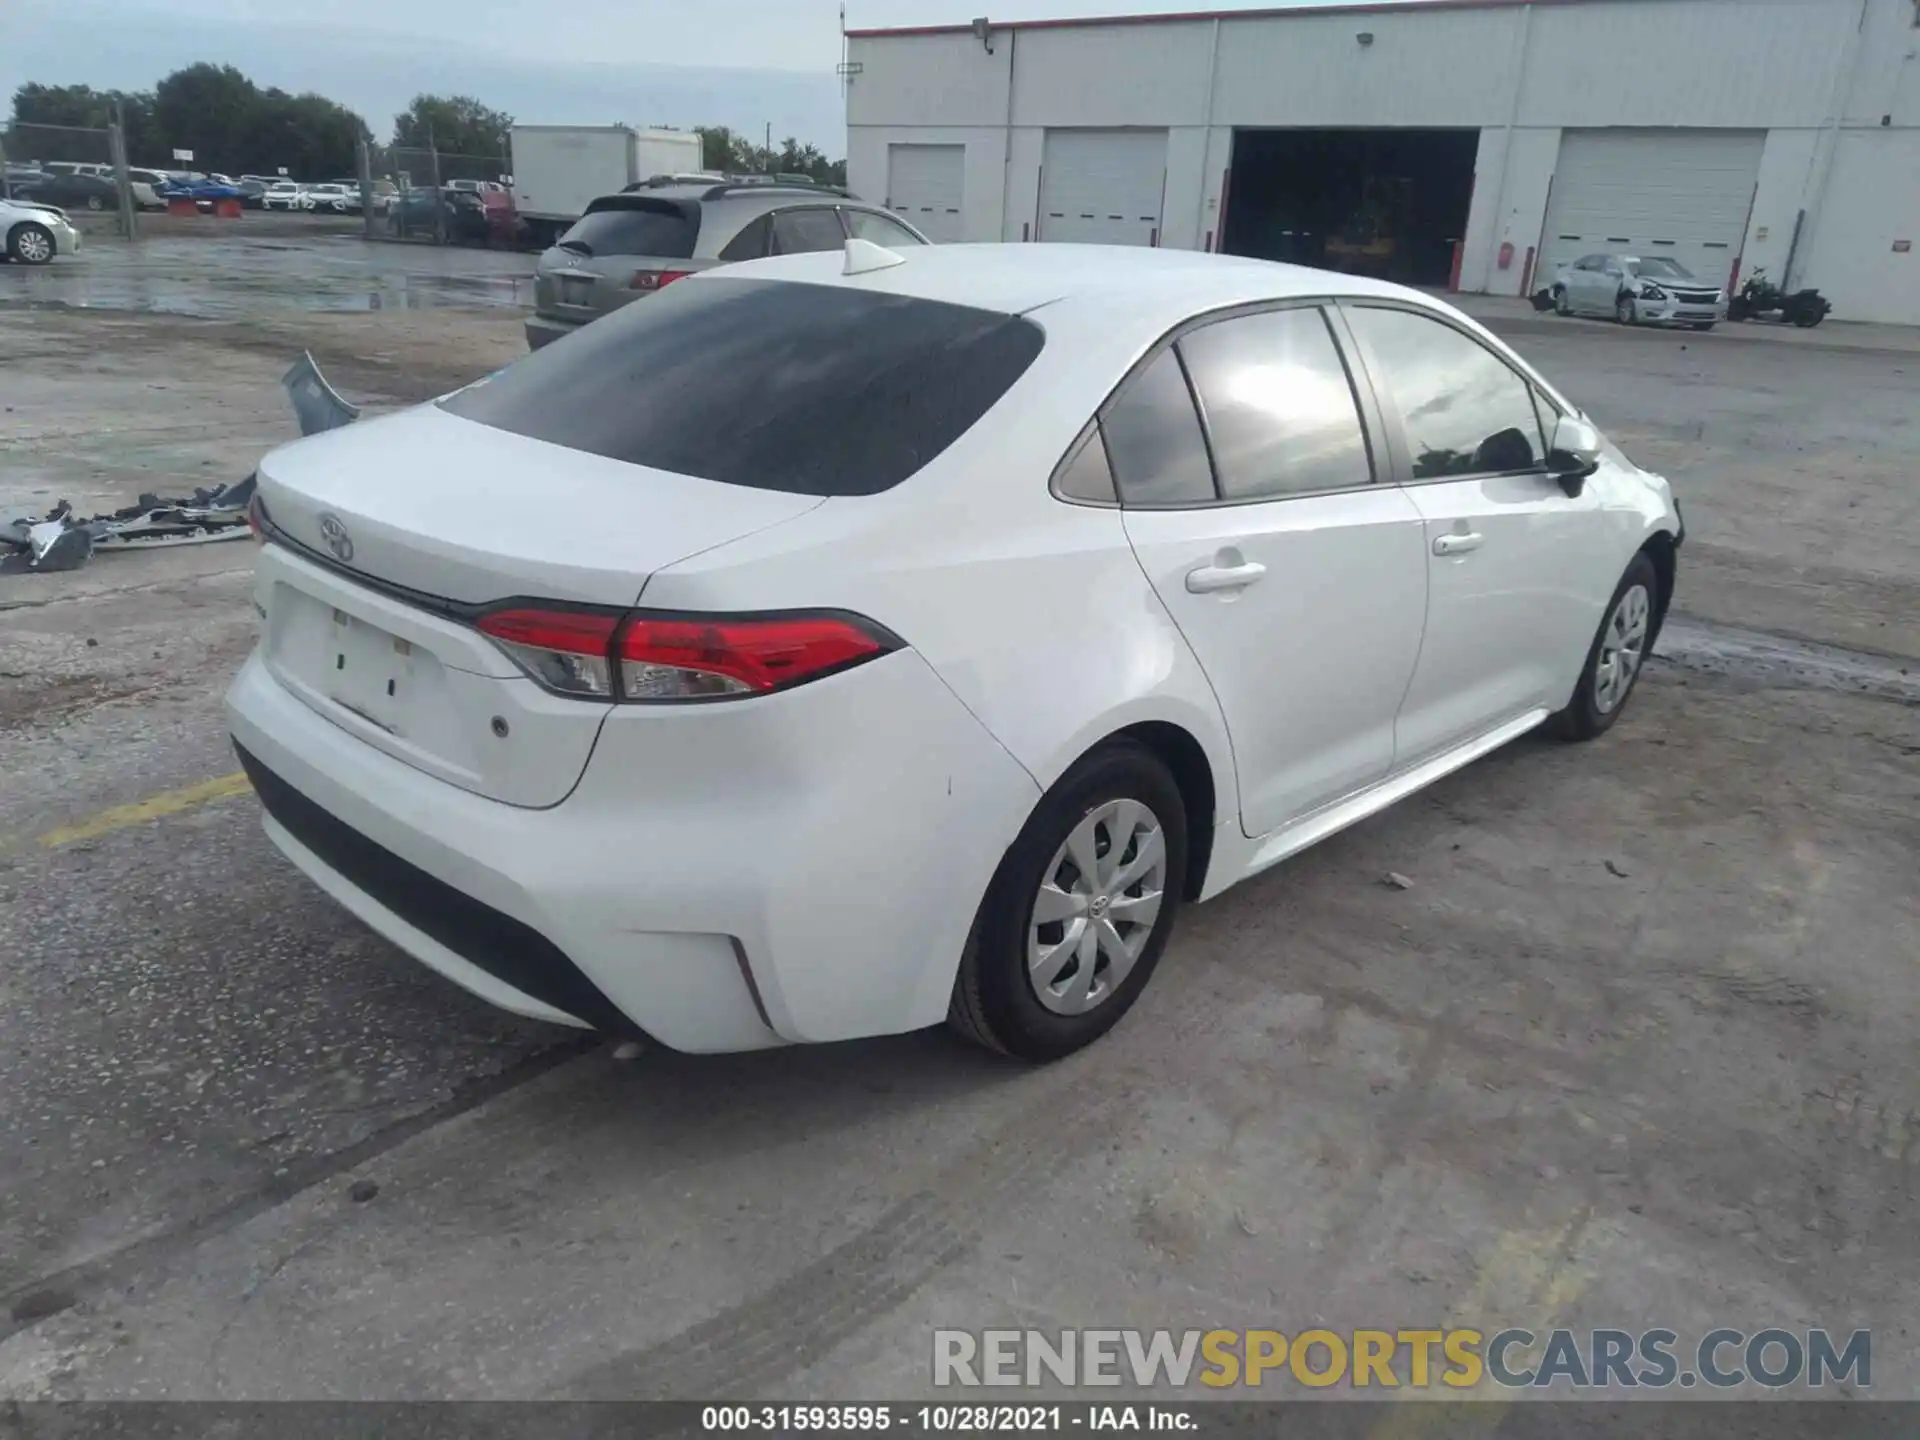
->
[9,82,158,165]
[392,95,512,164]
[153,63,258,172]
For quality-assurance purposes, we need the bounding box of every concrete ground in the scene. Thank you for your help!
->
[1,237,1917,1403]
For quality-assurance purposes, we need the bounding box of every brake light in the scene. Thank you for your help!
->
[630,269,690,291]
[245,493,266,544]
[475,607,895,702]
[476,608,620,698]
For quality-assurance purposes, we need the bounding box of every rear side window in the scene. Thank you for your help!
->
[771,208,848,255]
[1100,350,1215,506]
[717,213,772,262]
[560,200,698,258]
[440,278,1045,497]
[845,210,929,247]
[1176,307,1372,499]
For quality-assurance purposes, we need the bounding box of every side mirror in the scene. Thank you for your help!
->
[1547,415,1602,498]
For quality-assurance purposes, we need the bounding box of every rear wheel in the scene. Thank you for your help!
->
[949,742,1187,1062]
[1552,552,1660,742]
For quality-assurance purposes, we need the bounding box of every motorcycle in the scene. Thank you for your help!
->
[1727,267,1831,328]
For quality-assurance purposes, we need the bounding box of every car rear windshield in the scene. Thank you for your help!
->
[558,199,699,259]
[439,278,1046,496]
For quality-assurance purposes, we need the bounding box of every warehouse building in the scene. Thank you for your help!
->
[844,0,1920,322]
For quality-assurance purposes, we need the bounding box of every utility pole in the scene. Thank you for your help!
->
[109,97,138,243]
[765,121,772,172]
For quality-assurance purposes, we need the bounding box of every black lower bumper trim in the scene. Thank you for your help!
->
[234,741,641,1038]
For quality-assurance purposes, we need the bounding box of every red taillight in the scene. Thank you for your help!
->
[245,493,265,544]
[618,615,887,699]
[476,608,621,698]
[476,607,894,702]
[630,269,690,291]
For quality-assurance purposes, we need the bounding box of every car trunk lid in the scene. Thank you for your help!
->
[253,403,823,806]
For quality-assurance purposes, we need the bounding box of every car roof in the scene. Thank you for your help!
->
[709,241,1430,326]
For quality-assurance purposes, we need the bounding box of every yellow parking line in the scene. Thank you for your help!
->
[34,771,254,850]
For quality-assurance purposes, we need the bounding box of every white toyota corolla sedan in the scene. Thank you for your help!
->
[228,241,1683,1062]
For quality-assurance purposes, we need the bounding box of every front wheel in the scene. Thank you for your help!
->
[1615,295,1637,326]
[949,741,1187,1062]
[1552,552,1660,742]
[7,221,56,265]
[1554,287,1571,317]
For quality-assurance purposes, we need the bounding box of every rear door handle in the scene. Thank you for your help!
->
[1185,560,1267,594]
[1432,531,1484,557]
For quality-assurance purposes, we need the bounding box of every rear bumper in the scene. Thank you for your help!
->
[226,642,1038,1052]
[524,313,578,349]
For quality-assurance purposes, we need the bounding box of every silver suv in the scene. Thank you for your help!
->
[525,181,932,349]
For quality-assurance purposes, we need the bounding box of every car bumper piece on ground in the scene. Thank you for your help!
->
[225,633,1038,1052]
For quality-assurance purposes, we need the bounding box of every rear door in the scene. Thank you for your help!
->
[1340,302,1608,765]
[1116,304,1430,838]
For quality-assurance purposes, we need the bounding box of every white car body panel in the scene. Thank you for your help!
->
[228,243,1681,1052]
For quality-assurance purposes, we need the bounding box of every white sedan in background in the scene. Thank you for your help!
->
[261,182,311,212]
[2,195,82,264]
[228,242,1683,1062]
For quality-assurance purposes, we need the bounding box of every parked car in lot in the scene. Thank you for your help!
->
[229,243,1683,1060]
[261,182,311,212]
[1549,254,1727,330]
[387,186,492,243]
[8,170,119,212]
[304,183,361,215]
[127,167,173,210]
[2,194,82,263]
[525,180,927,348]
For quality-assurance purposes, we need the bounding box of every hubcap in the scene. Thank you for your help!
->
[18,230,51,262]
[1593,583,1651,714]
[1617,298,1634,324]
[1028,798,1167,1016]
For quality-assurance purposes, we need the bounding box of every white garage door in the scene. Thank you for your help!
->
[1539,129,1763,289]
[886,144,965,243]
[1038,129,1167,247]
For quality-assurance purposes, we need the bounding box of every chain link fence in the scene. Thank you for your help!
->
[2,121,140,239]
[375,144,515,247]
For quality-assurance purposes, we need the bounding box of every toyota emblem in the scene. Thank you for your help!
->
[317,513,354,563]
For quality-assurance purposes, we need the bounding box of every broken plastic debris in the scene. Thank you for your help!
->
[283,350,362,437]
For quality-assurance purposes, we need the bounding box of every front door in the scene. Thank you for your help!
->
[1341,302,1609,765]
[1109,306,1429,838]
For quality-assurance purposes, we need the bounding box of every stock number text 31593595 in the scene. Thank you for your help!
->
[701,1405,1072,1432]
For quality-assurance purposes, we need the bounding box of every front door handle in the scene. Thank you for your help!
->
[1185,560,1267,594]
[1432,531,1484,557]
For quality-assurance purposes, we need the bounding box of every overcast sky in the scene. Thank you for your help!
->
[4,0,1427,150]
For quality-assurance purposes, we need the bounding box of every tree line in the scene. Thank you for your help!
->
[7,68,844,187]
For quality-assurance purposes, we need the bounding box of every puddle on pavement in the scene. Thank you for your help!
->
[1660,619,1920,704]
[0,272,532,319]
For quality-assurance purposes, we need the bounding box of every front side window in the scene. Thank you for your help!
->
[1099,349,1216,506]
[1175,307,1372,500]
[1345,306,1546,480]
[844,209,928,247]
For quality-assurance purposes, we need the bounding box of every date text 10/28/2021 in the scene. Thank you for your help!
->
[702,1406,1194,1432]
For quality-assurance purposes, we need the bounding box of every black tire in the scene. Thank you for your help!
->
[6,221,56,265]
[948,741,1188,1062]
[1615,293,1636,326]
[1792,307,1824,329]
[1553,286,1571,317]
[1552,551,1661,742]
[1727,296,1750,321]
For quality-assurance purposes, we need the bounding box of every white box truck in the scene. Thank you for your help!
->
[510,125,707,247]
